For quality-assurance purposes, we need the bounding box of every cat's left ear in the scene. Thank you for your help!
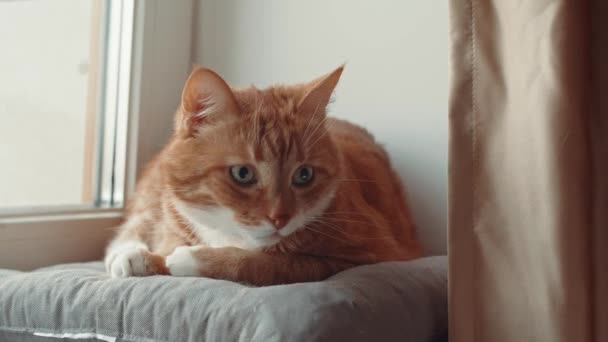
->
[297,65,344,118]
[177,66,240,136]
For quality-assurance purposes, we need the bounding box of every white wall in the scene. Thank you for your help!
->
[193,0,448,254]
[0,0,93,207]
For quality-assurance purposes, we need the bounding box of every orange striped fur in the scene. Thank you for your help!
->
[104,66,422,285]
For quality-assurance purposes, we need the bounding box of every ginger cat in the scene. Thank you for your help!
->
[104,65,422,286]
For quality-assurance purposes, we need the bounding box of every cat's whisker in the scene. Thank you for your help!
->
[317,211,378,221]
[336,178,379,183]
[318,213,397,226]
[303,225,354,245]
[185,227,198,244]
[303,112,326,146]
[302,101,323,144]
[316,216,372,225]
[317,211,370,218]
[310,218,395,240]
[320,211,373,216]
[305,127,329,153]
[170,189,195,193]
[305,119,336,153]
[252,96,263,145]
[142,184,210,194]
[304,116,328,148]
[171,212,200,244]
[322,218,395,230]
[309,218,343,232]
[146,187,193,194]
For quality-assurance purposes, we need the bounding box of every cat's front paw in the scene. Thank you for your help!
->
[166,246,201,277]
[166,246,243,280]
[106,248,167,277]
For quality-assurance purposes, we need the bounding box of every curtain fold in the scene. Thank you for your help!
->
[590,1,608,341]
[449,0,607,341]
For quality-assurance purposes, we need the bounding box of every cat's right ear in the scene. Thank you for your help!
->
[177,66,240,136]
[297,65,344,119]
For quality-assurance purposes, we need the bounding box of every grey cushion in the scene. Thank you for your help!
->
[0,256,447,342]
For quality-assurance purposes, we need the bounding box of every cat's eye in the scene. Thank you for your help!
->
[229,165,257,185]
[292,165,314,186]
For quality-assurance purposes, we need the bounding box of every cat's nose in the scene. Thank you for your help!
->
[268,214,289,230]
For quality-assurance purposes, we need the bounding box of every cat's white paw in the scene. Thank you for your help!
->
[166,246,200,277]
[106,248,150,278]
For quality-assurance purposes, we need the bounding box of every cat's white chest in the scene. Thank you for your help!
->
[173,199,257,249]
[191,221,247,248]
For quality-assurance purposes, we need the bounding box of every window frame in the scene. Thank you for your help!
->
[0,0,194,270]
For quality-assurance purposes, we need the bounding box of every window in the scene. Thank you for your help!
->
[0,0,132,211]
[0,0,194,270]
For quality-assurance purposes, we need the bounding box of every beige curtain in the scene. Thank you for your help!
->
[449,1,607,341]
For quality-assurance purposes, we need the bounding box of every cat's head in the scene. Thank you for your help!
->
[163,66,344,249]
